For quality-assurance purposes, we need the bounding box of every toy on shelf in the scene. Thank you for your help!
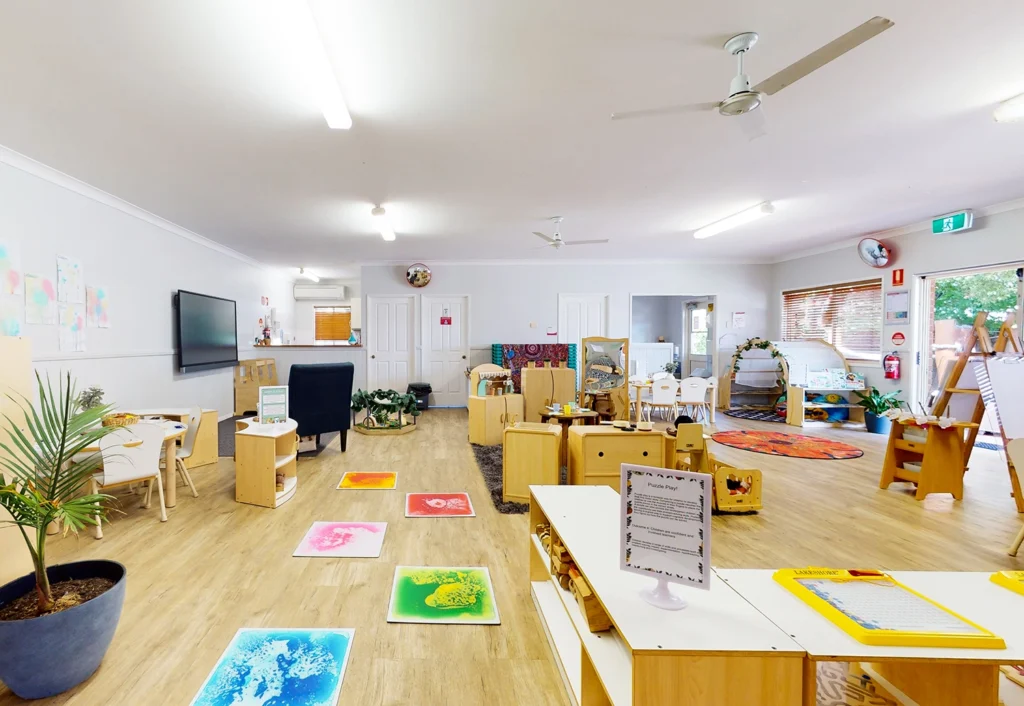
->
[579,337,630,421]
[673,422,762,513]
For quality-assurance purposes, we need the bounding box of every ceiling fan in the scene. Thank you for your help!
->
[610,16,894,138]
[533,217,609,250]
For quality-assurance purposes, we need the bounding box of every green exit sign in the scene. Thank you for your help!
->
[932,210,974,234]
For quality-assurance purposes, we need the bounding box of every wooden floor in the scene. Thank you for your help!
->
[4,410,1024,705]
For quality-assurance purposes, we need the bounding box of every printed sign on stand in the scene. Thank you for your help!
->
[620,464,711,610]
[258,385,289,423]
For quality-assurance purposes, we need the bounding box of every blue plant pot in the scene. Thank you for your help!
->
[0,560,126,699]
[864,411,892,435]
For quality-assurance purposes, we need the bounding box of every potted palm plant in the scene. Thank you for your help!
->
[854,386,903,434]
[0,373,126,699]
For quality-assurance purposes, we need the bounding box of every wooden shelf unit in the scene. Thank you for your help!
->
[529,485,805,706]
[234,418,298,509]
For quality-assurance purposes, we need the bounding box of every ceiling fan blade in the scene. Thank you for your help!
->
[611,102,719,121]
[533,231,556,243]
[736,108,767,142]
[752,16,894,96]
[563,239,611,246]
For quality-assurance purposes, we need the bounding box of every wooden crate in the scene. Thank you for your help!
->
[521,362,576,422]
[234,358,277,416]
[502,422,561,503]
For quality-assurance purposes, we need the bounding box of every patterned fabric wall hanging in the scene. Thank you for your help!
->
[491,343,576,392]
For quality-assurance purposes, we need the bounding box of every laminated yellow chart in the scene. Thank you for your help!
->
[991,570,1024,596]
[774,568,1005,649]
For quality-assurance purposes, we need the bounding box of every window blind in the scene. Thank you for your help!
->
[314,307,352,342]
[782,280,882,361]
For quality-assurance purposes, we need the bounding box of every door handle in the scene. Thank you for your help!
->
[462,355,467,360]
[371,355,376,359]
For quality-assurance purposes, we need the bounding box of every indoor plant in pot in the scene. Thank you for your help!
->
[854,386,903,434]
[0,373,124,699]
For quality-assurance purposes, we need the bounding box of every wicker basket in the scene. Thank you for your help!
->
[101,413,139,428]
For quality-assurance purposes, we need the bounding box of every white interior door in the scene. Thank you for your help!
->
[558,294,607,345]
[421,295,469,407]
[367,296,414,393]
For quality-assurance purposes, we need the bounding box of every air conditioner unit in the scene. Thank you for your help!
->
[293,284,347,301]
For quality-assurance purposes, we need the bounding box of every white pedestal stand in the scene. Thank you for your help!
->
[640,577,687,610]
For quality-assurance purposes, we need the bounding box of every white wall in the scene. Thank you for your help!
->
[361,262,771,377]
[290,279,362,344]
[770,207,1024,402]
[0,150,294,416]
[631,296,672,343]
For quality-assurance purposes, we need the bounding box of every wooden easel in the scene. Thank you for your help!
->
[931,312,1024,512]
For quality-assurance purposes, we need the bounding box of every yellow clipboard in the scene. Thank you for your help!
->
[774,568,1005,649]
[991,570,1024,596]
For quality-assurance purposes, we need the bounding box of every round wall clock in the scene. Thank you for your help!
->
[857,238,892,268]
[406,263,432,288]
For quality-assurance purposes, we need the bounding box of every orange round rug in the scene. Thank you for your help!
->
[710,430,863,460]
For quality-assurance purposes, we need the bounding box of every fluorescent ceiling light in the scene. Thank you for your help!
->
[372,206,396,241]
[298,267,320,283]
[693,202,775,240]
[298,1,351,129]
[994,94,1024,123]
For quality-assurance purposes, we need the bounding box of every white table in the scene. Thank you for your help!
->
[717,569,1024,705]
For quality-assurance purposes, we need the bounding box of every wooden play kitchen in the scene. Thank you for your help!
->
[467,364,524,445]
[234,417,298,508]
[529,485,806,706]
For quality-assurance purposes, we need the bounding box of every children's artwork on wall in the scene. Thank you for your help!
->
[188,628,354,706]
[387,566,500,625]
[24,274,56,324]
[0,296,21,336]
[405,492,475,517]
[293,521,387,558]
[56,255,84,304]
[0,242,22,295]
[337,471,397,490]
[58,303,86,352]
[86,285,110,328]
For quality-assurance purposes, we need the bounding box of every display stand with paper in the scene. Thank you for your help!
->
[620,463,711,610]
[258,385,288,424]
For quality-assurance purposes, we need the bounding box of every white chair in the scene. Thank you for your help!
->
[678,377,713,423]
[629,375,651,420]
[90,423,167,539]
[646,378,679,421]
[161,407,199,498]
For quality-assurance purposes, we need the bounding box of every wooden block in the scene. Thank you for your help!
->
[569,569,612,632]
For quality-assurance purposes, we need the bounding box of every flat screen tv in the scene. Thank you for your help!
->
[176,290,238,373]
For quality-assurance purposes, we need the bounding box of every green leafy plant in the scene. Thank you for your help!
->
[76,386,104,411]
[854,386,903,415]
[352,389,421,428]
[0,373,117,614]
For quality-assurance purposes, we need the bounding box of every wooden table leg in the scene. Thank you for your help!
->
[802,658,816,706]
[163,438,177,508]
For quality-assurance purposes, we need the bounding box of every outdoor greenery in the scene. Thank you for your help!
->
[351,389,421,428]
[854,386,904,415]
[934,269,1019,336]
[76,386,105,410]
[0,374,117,614]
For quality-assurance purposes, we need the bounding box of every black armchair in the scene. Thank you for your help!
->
[288,362,354,452]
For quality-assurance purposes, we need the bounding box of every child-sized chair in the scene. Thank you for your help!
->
[90,424,168,539]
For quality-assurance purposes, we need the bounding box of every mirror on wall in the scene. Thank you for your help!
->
[583,338,626,392]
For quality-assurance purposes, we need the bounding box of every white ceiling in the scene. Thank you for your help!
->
[1,1,1023,269]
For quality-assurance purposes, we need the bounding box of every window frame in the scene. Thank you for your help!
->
[781,278,883,363]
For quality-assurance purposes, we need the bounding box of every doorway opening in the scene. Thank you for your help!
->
[628,295,716,380]
[918,265,1023,416]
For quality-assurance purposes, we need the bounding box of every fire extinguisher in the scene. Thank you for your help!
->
[883,351,901,380]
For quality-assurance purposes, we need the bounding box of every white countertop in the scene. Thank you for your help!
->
[716,569,1024,662]
[120,408,215,416]
[235,417,298,437]
[530,485,803,655]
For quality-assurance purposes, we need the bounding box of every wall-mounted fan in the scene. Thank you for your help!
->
[533,217,609,250]
[857,238,892,268]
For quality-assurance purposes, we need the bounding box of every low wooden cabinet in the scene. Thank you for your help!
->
[234,418,298,509]
[567,426,665,489]
[468,394,523,445]
[502,423,561,503]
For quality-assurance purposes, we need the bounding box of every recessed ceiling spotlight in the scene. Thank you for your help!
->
[298,0,351,129]
[994,93,1024,123]
[298,267,320,282]
[693,202,775,239]
[372,205,396,241]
